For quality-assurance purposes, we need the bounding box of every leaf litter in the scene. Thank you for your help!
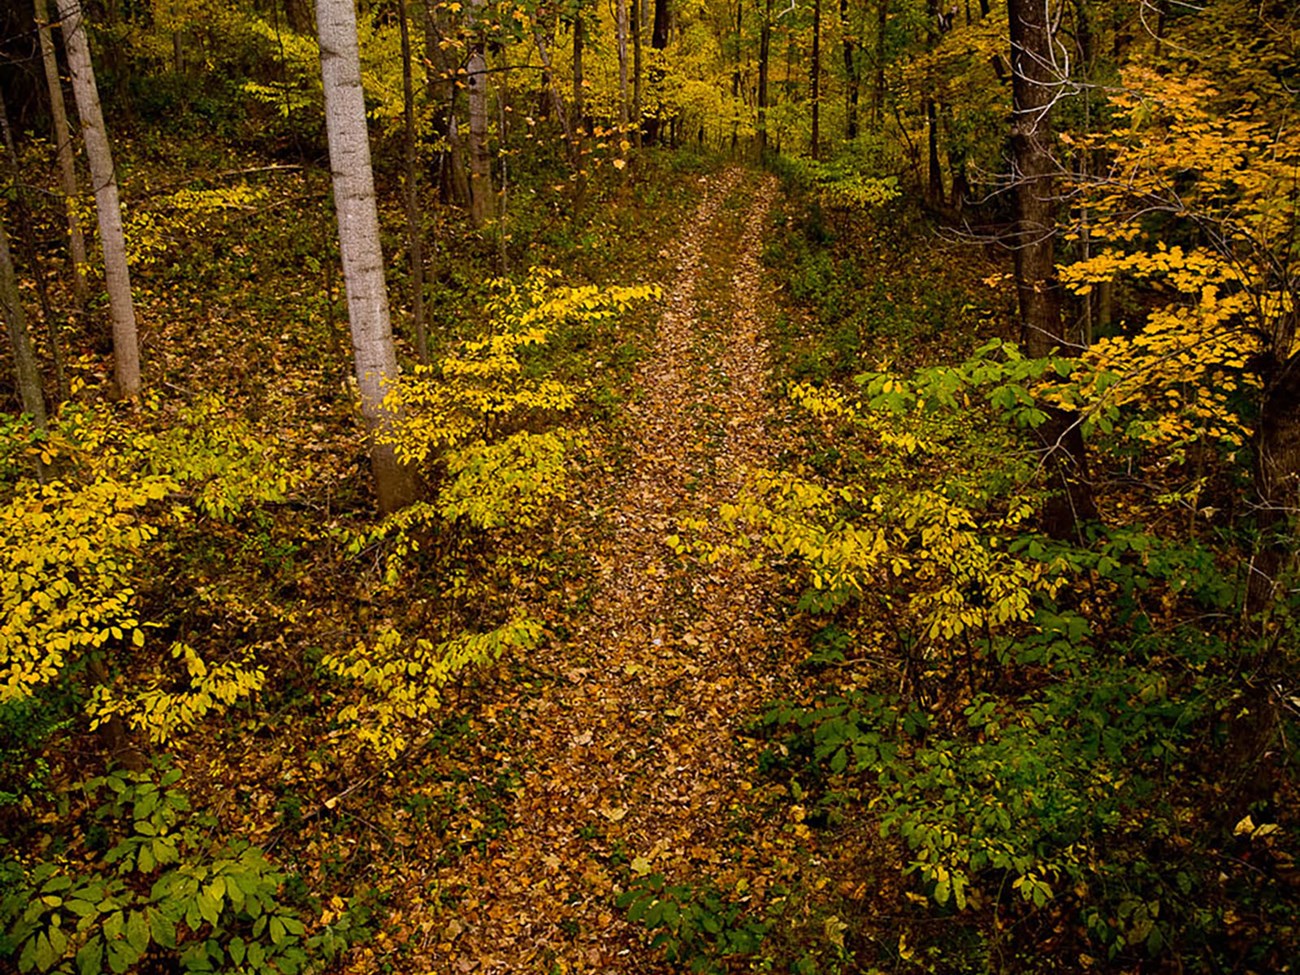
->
[351,169,831,974]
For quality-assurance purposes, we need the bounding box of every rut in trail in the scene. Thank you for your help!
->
[420,168,798,974]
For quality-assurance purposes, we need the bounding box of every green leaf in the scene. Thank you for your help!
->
[148,907,176,949]
[126,910,149,954]
[196,891,220,927]
[106,942,132,975]
[75,937,102,975]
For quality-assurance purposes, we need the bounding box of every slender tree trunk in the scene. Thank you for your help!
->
[397,0,428,363]
[316,0,417,514]
[466,0,494,227]
[926,98,944,205]
[36,0,88,315]
[1008,0,1096,536]
[1,93,66,402]
[841,0,860,139]
[617,0,630,130]
[652,0,668,47]
[57,0,141,398]
[533,24,577,162]
[632,0,643,148]
[873,0,887,125]
[731,0,742,151]
[573,11,585,133]
[422,0,461,205]
[811,0,821,158]
[758,0,771,157]
[1247,349,1300,618]
[0,212,48,428]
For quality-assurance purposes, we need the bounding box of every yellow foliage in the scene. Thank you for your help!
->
[321,615,542,760]
[1058,64,1299,453]
[0,396,291,740]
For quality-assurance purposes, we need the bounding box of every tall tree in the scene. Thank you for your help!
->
[466,0,494,226]
[316,0,417,513]
[396,0,428,363]
[1008,0,1095,535]
[35,0,88,314]
[757,0,771,156]
[632,0,643,148]
[811,0,822,157]
[0,211,47,429]
[572,5,586,132]
[841,0,860,139]
[57,0,140,398]
[617,0,630,130]
[873,0,887,124]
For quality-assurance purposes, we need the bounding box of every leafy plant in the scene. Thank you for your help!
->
[0,764,357,974]
[616,873,767,974]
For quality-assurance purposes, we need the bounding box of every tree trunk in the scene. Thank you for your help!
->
[1008,0,1096,537]
[1246,349,1300,619]
[841,0,860,139]
[57,0,141,398]
[617,0,630,130]
[632,0,643,148]
[573,11,585,133]
[316,0,417,514]
[1,91,66,402]
[811,0,821,158]
[925,98,944,206]
[36,0,88,315]
[0,211,48,428]
[466,0,493,227]
[873,0,887,125]
[397,0,428,363]
[757,0,771,157]
[532,24,577,162]
[652,0,669,48]
[733,0,743,150]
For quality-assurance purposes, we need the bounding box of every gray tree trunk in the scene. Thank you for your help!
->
[466,0,494,226]
[57,0,140,398]
[617,0,630,130]
[0,211,48,428]
[36,0,88,313]
[316,0,417,514]
[397,0,428,363]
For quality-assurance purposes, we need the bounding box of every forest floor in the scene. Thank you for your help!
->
[365,167,843,973]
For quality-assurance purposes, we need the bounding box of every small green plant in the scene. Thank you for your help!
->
[616,873,767,974]
[0,764,357,974]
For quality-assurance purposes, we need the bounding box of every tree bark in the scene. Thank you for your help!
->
[1246,349,1300,618]
[466,0,494,227]
[572,10,585,134]
[757,0,771,157]
[652,0,669,48]
[811,0,821,158]
[617,0,630,131]
[36,0,88,315]
[0,211,48,428]
[873,0,887,125]
[57,0,141,398]
[397,0,428,363]
[1,90,66,403]
[316,0,417,514]
[632,0,643,148]
[841,0,860,139]
[1008,0,1096,536]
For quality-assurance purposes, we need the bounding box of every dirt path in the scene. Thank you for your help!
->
[417,168,797,974]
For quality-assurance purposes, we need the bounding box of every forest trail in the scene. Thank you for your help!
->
[413,168,805,973]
